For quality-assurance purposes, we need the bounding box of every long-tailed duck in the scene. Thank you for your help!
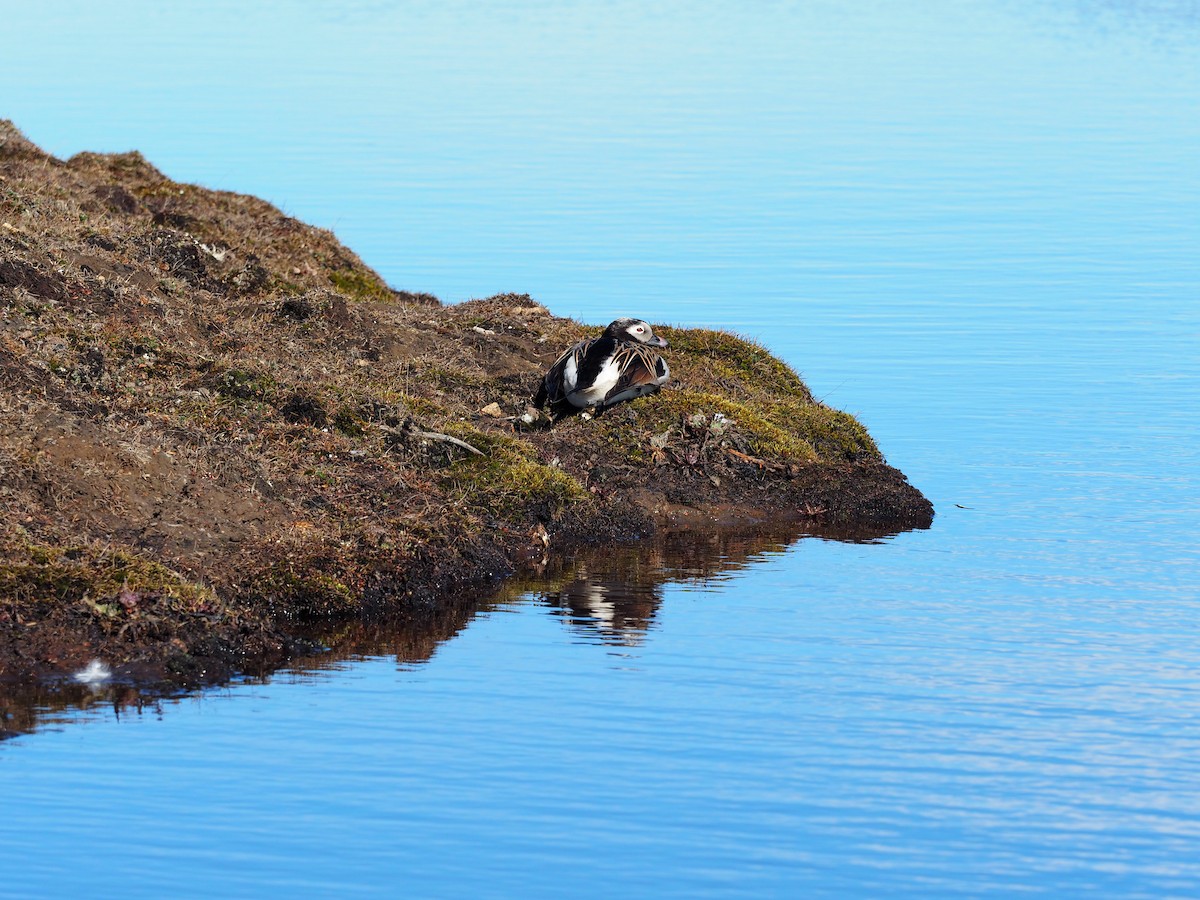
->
[534,318,670,420]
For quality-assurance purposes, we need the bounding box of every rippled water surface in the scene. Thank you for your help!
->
[3,1,1200,896]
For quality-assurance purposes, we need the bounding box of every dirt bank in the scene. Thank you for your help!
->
[0,120,933,687]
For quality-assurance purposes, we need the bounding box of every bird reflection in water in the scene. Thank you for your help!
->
[541,564,662,647]
[533,526,807,647]
[2,523,903,739]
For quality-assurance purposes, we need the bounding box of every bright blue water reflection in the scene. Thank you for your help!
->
[2,0,1200,896]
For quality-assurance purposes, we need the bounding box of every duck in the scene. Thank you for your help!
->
[534,318,670,420]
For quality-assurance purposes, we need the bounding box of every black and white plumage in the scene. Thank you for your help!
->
[534,318,670,420]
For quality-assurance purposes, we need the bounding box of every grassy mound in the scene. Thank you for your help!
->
[0,120,931,683]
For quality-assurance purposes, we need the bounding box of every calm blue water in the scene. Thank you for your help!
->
[3,0,1200,895]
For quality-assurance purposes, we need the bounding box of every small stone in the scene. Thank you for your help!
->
[479,402,503,418]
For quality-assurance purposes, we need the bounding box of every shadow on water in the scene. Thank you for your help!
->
[1,522,904,742]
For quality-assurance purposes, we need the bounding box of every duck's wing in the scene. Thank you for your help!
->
[539,338,596,407]
[602,344,669,405]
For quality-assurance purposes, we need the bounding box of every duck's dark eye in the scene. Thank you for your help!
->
[635,326,644,333]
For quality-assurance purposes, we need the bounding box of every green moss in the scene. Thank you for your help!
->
[255,566,358,622]
[637,390,820,462]
[329,268,393,303]
[783,403,880,461]
[622,326,883,464]
[585,389,879,468]
[216,367,276,402]
[404,396,449,419]
[659,327,814,403]
[0,539,216,613]
[438,425,588,519]
[419,365,485,392]
[272,277,306,296]
[332,405,367,437]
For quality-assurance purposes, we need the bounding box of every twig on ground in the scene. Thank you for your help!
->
[373,422,484,456]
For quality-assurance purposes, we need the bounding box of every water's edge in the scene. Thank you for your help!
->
[2,522,872,741]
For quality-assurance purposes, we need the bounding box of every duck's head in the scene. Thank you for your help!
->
[605,318,668,348]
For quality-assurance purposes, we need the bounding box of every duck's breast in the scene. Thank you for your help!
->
[569,354,622,407]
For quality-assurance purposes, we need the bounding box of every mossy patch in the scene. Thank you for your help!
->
[438,425,588,520]
[659,327,815,403]
[641,390,821,462]
[332,405,368,437]
[0,536,217,620]
[639,327,882,463]
[255,564,359,622]
[214,367,277,402]
[781,402,880,462]
[329,268,394,303]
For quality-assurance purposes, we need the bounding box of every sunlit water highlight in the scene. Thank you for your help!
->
[2,1,1199,896]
